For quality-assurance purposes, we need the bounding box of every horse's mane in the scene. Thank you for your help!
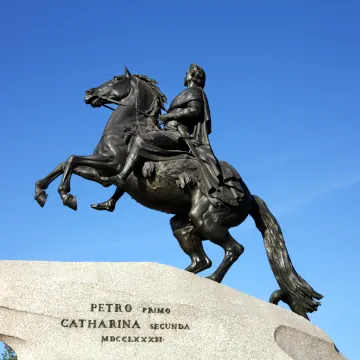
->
[134,74,167,110]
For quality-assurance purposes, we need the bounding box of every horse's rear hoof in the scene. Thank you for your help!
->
[185,259,212,274]
[206,274,221,283]
[35,190,47,207]
[63,194,78,211]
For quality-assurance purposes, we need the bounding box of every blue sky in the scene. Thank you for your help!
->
[1,0,359,358]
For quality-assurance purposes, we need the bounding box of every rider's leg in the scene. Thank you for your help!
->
[100,151,140,188]
[101,131,183,188]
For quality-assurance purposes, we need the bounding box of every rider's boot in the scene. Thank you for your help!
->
[101,153,140,188]
[91,187,124,212]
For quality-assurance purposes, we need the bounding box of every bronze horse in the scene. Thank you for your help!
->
[34,67,322,319]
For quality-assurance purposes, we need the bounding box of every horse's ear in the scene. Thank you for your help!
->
[124,66,132,77]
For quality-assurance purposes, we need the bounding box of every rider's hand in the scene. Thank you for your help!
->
[159,114,171,123]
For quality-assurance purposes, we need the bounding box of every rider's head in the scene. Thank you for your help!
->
[184,64,206,88]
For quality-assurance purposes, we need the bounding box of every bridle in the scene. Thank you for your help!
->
[96,95,121,111]
[96,76,146,135]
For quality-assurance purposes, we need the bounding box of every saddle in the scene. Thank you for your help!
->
[142,158,245,207]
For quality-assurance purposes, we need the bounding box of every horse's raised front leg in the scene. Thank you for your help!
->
[58,154,118,210]
[35,162,65,207]
[35,161,118,208]
[73,166,125,210]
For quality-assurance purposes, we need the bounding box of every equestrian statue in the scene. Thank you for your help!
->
[34,64,323,320]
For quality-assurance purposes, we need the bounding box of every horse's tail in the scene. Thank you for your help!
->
[249,195,323,319]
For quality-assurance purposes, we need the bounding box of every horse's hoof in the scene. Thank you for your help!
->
[185,263,198,273]
[91,201,115,212]
[63,194,77,211]
[206,274,219,282]
[34,190,47,207]
[185,260,212,274]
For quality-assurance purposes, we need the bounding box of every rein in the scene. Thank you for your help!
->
[134,76,143,135]
[97,81,154,122]
[97,95,123,111]
[102,104,116,111]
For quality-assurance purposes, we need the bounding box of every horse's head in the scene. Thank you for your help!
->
[84,67,133,108]
[85,66,167,120]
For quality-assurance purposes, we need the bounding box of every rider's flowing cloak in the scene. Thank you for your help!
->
[189,89,244,207]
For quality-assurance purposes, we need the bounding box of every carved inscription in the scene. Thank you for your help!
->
[60,303,190,343]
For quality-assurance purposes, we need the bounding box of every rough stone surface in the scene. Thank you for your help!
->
[0,261,344,360]
[275,326,346,360]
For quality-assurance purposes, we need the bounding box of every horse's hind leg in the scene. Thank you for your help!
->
[170,215,212,274]
[189,190,245,283]
[205,230,244,283]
